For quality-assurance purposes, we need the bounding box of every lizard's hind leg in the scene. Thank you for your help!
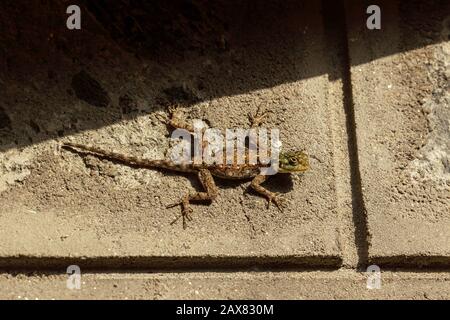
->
[168,169,219,229]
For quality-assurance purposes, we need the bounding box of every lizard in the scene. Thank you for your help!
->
[61,107,309,228]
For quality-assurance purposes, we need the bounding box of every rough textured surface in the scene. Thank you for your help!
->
[346,1,450,264]
[1,271,449,300]
[0,0,344,265]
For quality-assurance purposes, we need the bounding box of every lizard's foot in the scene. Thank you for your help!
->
[167,195,194,229]
[159,105,197,133]
[265,192,286,212]
[168,105,185,119]
[155,105,184,124]
[155,112,169,124]
[248,105,271,127]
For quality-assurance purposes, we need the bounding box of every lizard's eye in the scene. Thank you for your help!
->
[289,158,298,165]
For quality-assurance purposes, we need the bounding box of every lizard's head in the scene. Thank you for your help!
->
[278,150,309,173]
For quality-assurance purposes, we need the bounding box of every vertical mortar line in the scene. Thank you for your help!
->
[322,0,370,269]
[339,3,370,270]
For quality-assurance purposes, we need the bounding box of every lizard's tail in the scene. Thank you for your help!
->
[61,142,186,171]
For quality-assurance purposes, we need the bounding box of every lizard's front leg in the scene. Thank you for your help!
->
[248,105,272,128]
[250,174,285,211]
[157,105,197,133]
[168,169,219,229]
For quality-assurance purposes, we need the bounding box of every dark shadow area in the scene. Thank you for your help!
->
[322,0,370,270]
[0,0,448,151]
[241,173,295,197]
[370,256,450,269]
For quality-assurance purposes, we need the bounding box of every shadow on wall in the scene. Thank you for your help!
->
[0,0,448,151]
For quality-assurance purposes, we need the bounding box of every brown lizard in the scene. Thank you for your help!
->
[62,107,309,228]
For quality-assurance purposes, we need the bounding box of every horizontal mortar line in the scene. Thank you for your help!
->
[369,255,450,270]
[1,255,450,274]
[0,255,343,272]
[1,270,450,278]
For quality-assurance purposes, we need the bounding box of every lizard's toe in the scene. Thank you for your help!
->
[181,207,194,229]
[167,198,194,229]
[166,201,181,209]
[183,207,194,220]
[168,105,184,117]
[155,113,170,125]
[155,112,169,124]
[248,105,274,127]
[266,193,286,212]
[248,112,267,127]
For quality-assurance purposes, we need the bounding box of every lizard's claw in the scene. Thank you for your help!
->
[167,105,177,114]
[168,105,184,117]
[167,198,194,229]
[155,112,169,124]
[266,193,286,212]
[156,105,184,125]
[248,105,272,127]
